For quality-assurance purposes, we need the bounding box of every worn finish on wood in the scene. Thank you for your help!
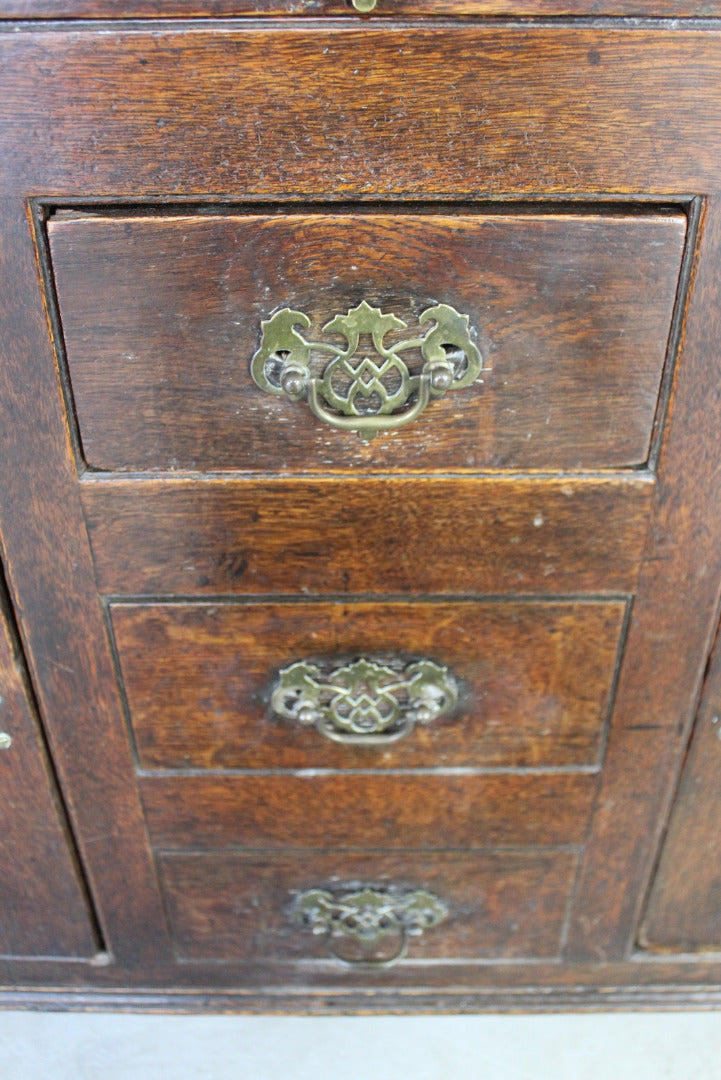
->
[0,581,97,958]
[4,29,721,199]
[640,622,721,952]
[1,18,721,1006]
[82,474,654,597]
[140,773,596,849]
[0,204,173,967]
[48,211,684,473]
[4,0,721,18]
[111,599,625,769]
[565,202,721,961]
[159,850,577,962]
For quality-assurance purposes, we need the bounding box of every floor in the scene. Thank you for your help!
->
[1,1012,721,1079]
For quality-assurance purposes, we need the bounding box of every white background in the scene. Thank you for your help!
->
[2,1012,721,1079]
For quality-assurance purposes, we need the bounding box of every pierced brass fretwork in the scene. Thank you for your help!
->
[270,655,459,745]
[250,300,483,439]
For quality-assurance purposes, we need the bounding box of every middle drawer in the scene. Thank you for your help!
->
[111,599,625,771]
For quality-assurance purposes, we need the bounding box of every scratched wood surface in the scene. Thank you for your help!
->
[0,581,97,958]
[140,772,597,848]
[48,211,684,473]
[112,599,625,769]
[81,474,654,596]
[640,621,721,952]
[2,24,721,1004]
[5,29,721,198]
[159,850,578,962]
[1,0,721,19]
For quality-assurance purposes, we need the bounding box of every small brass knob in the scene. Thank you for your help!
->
[0,732,12,750]
[351,0,378,10]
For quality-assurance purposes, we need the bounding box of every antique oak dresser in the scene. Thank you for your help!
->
[2,0,721,1013]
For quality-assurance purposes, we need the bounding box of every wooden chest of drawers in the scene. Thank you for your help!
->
[3,1,721,1011]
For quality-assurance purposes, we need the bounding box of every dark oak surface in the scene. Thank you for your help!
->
[1,22,721,1007]
[82,475,654,596]
[0,580,97,958]
[140,773,597,848]
[159,850,578,962]
[640,620,721,952]
[2,1,721,19]
[111,599,625,770]
[48,211,684,473]
[5,28,721,198]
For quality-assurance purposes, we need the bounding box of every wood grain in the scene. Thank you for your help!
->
[140,773,596,849]
[111,599,625,770]
[0,202,173,966]
[159,850,578,962]
[82,474,654,597]
[565,202,721,961]
[639,622,721,952]
[3,0,721,19]
[3,30,721,199]
[48,211,685,473]
[0,581,97,958]
[1,19,721,1003]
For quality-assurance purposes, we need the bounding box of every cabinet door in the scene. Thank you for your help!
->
[0,581,97,958]
[640,623,721,952]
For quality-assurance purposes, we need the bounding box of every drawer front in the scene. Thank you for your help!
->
[49,210,684,474]
[111,599,626,769]
[158,850,578,963]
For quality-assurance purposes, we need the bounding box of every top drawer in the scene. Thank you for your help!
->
[48,208,685,475]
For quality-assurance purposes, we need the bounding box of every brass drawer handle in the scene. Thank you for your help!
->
[270,656,459,745]
[291,885,448,966]
[250,301,483,440]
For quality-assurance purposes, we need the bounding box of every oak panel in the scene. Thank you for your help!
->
[159,849,578,962]
[3,0,721,18]
[4,29,721,199]
[0,204,174,966]
[49,211,685,473]
[0,585,97,958]
[140,773,596,849]
[82,475,654,597]
[112,599,626,770]
[639,623,721,952]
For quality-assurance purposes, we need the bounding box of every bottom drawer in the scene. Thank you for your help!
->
[158,850,578,964]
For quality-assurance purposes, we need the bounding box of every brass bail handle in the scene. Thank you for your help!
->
[291,886,449,967]
[250,300,484,441]
[328,927,410,969]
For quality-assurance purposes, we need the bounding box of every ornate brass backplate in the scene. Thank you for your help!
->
[269,655,459,745]
[250,300,483,439]
[291,885,448,965]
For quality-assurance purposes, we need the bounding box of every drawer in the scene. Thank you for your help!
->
[48,209,685,474]
[158,849,579,963]
[111,599,626,769]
